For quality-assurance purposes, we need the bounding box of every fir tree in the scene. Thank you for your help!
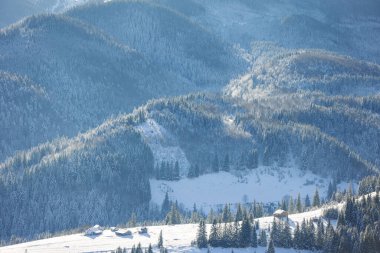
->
[173,161,180,180]
[196,220,208,248]
[305,194,311,209]
[267,237,275,253]
[296,193,302,213]
[240,217,252,247]
[222,154,230,172]
[258,230,267,247]
[212,153,219,173]
[158,230,163,248]
[222,204,232,222]
[282,221,292,248]
[208,219,219,247]
[136,243,143,253]
[288,196,294,214]
[313,189,321,207]
[148,244,153,253]
[128,212,137,227]
[161,192,170,215]
[251,225,258,248]
[235,203,243,222]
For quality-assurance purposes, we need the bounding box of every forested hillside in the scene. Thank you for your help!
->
[0,6,243,161]
[0,0,379,248]
[67,0,245,88]
[0,118,153,239]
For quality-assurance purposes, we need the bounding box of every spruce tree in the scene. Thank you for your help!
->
[128,212,137,227]
[267,237,275,253]
[158,230,163,248]
[293,223,301,249]
[136,243,143,253]
[222,204,232,222]
[161,192,170,215]
[148,244,153,253]
[222,154,230,172]
[313,189,321,207]
[296,193,302,213]
[315,219,324,250]
[258,230,267,247]
[305,194,311,209]
[208,219,219,247]
[235,203,243,222]
[174,161,180,180]
[251,224,258,248]
[327,181,334,200]
[240,217,252,247]
[212,153,219,173]
[282,221,292,248]
[196,220,208,248]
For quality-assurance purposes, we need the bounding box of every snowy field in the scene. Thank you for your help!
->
[151,167,352,211]
[0,208,332,253]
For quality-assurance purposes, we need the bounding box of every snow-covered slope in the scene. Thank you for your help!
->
[136,118,190,176]
[150,166,352,211]
[0,205,339,253]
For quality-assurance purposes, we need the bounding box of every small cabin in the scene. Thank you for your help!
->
[115,229,132,236]
[138,227,148,234]
[273,209,288,219]
[85,225,103,236]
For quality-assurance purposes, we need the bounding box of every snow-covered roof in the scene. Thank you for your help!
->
[274,209,288,215]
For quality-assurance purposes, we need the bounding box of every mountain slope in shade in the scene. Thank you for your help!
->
[0,13,187,161]
[67,0,246,88]
[0,71,68,161]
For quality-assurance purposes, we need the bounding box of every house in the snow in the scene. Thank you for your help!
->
[138,227,148,234]
[85,225,103,236]
[115,229,132,236]
[273,209,288,219]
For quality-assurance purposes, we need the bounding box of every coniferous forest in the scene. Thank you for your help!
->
[1,0,380,252]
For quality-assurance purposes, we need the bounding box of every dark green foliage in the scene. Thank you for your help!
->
[165,203,181,225]
[212,153,219,173]
[313,189,321,207]
[158,230,163,248]
[156,161,180,181]
[196,220,208,248]
[323,208,339,220]
[208,219,219,247]
[267,237,275,253]
[258,230,267,247]
[251,226,258,248]
[304,194,311,209]
[240,217,252,247]
[358,176,380,195]
[222,154,230,172]
[161,192,171,216]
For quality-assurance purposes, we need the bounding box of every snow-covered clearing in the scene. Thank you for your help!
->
[150,166,353,211]
[135,118,190,176]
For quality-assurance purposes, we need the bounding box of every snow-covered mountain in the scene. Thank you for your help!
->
[1,0,380,249]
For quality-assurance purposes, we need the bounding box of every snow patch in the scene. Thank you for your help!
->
[150,166,353,211]
[135,119,190,176]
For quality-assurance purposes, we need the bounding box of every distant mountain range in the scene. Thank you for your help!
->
[0,0,379,242]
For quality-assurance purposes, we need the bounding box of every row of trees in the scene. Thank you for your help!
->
[155,161,180,181]
[195,191,380,253]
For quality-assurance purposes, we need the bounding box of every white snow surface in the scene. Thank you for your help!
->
[8,192,376,252]
[135,118,190,176]
[150,166,353,211]
[1,208,333,253]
